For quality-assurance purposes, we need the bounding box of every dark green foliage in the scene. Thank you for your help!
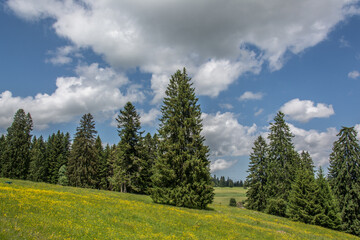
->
[211,175,243,187]
[46,131,71,184]
[246,135,268,212]
[95,136,108,190]
[299,151,314,174]
[265,111,299,216]
[229,198,237,207]
[328,127,360,235]
[0,135,6,175]
[2,109,33,179]
[313,168,341,230]
[265,198,287,217]
[141,133,158,191]
[106,144,117,191]
[67,113,98,188]
[219,176,226,187]
[287,168,318,224]
[110,102,146,193]
[28,136,48,182]
[151,68,214,209]
[58,164,68,186]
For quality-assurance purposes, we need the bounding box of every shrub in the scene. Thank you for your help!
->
[229,198,237,207]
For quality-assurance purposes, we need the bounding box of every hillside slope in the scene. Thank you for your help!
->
[0,178,358,240]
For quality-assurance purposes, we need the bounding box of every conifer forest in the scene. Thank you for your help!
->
[1,69,360,236]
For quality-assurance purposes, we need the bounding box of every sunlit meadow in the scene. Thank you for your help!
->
[0,178,358,239]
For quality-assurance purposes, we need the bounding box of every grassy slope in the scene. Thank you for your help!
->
[0,179,358,240]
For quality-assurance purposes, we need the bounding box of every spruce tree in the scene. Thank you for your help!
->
[28,136,48,182]
[299,151,314,174]
[328,127,360,235]
[286,154,318,224]
[246,135,269,212]
[95,135,109,190]
[151,68,214,209]
[46,131,71,184]
[0,135,6,176]
[313,167,341,230]
[265,111,299,217]
[2,109,33,179]
[110,102,147,193]
[67,113,98,188]
[107,144,117,191]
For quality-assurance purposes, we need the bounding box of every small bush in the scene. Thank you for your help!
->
[229,198,237,207]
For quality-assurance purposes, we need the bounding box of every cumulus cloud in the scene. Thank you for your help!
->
[0,63,145,129]
[238,91,263,101]
[139,108,161,126]
[7,0,359,102]
[202,112,258,157]
[210,159,238,172]
[280,98,334,123]
[289,124,338,166]
[348,70,360,79]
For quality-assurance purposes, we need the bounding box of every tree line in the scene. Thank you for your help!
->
[211,175,244,187]
[0,68,214,209]
[246,111,360,236]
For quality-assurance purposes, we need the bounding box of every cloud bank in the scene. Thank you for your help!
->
[7,0,359,104]
[0,63,144,129]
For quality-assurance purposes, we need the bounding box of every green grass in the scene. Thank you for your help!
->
[0,178,358,240]
[213,187,247,206]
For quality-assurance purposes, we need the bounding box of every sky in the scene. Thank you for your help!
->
[1,0,360,181]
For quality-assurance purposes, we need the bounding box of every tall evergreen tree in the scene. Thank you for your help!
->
[67,113,98,188]
[107,144,117,191]
[246,135,269,211]
[313,167,341,230]
[299,151,314,174]
[287,155,318,224]
[46,131,71,184]
[265,111,299,217]
[151,68,214,209]
[110,102,146,193]
[0,135,6,176]
[328,127,360,235]
[2,109,33,179]
[95,135,108,190]
[28,136,48,182]
[141,133,158,192]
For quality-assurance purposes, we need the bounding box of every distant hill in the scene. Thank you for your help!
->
[0,178,358,239]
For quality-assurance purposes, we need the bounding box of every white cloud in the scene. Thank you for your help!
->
[202,112,258,157]
[254,108,264,116]
[239,91,263,101]
[210,159,238,172]
[280,98,334,123]
[193,54,262,98]
[354,124,360,141]
[46,45,80,65]
[219,103,234,110]
[139,108,161,126]
[0,63,145,129]
[289,124,338,166]
[348,70,360,79]
[7,0,359,102]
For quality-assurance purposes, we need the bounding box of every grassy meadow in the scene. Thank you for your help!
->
[0,178,358,240]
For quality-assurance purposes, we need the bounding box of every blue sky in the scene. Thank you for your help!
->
[1,0,360,181]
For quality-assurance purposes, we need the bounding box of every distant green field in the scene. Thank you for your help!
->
[213,187,247,206]
[1,178,358,239]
